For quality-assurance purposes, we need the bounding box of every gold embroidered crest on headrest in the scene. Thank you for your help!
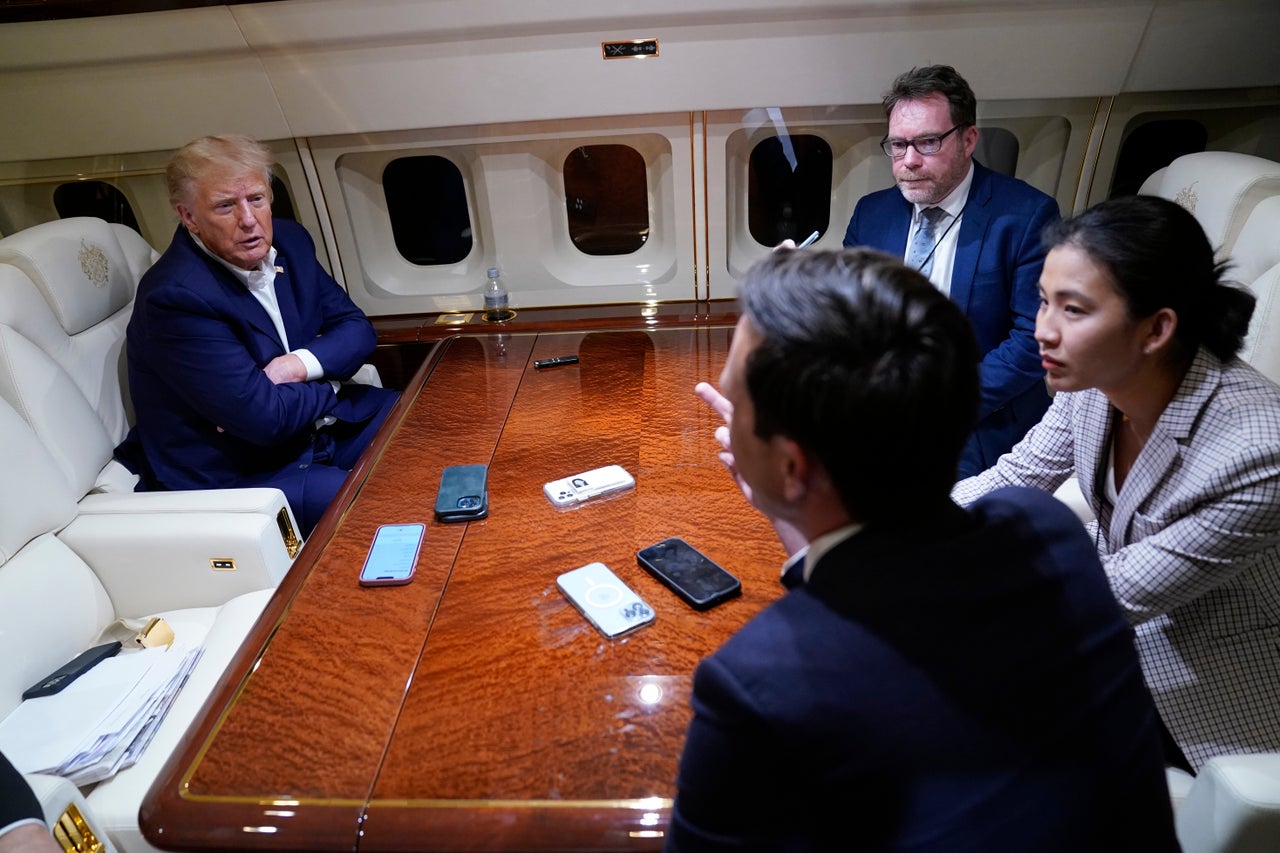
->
[79,239,110,289]
[1173,181,1199,214]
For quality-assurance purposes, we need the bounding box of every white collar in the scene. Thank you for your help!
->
[190,232,278,292]
[790,521,865,584]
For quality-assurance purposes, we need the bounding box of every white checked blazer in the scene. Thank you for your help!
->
[954,349,1280,770]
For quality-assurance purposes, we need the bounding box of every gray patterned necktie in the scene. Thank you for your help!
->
[906,207,946,277]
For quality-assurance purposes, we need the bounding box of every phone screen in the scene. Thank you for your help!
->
[637,537,741,610]
[359,523,425,586]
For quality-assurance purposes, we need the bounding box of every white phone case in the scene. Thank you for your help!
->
[556,562,655,638]
[543,464,635,507]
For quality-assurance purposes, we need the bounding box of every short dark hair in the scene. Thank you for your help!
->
[883,65,977,128]
[739,249,979,524]
[1042,195,1254,362]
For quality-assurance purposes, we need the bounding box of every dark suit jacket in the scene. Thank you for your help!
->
[0,751,42,835]
[123,219,382,491]
[843,163,1058,475]
[666,488,1178,853]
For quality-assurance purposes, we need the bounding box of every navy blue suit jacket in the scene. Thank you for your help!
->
[843,163,1057,476]
[123,219,383,491]
[666,488,1178,852]
[0,751,41,835]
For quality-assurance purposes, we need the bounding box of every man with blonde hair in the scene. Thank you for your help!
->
[118,135,398,536]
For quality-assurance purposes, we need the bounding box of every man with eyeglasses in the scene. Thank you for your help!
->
[843,65,1058,478]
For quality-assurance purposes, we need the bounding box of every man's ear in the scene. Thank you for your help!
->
[774,435,811,503]
[175,203,197,232]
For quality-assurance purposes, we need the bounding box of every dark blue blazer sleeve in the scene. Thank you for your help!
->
[271,219,376,382]
[957,166,1059,418]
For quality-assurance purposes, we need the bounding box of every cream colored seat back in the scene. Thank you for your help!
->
[1139,152,1280,258]
[1229,196,1280,384]
[0,323,135,495]
[0,217,157,445]
[0,217,155,500]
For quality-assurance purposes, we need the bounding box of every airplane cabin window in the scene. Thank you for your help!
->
[564,144,649,256]
[383,155,473,266]
[52,180,141,235]
[748,134,832,247]
[1109,119,1208,197]
[269,174,298,222]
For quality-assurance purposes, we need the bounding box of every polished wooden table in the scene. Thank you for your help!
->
[141,326,788,852]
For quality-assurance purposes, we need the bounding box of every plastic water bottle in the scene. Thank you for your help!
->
[483,267,509,319]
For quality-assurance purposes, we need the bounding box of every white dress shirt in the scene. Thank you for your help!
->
[781,521,866,585]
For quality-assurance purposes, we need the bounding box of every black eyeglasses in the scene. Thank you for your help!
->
[880,125,965,158]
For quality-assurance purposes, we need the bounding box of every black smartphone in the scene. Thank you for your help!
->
[434,464,489,522]
[636,537,741,611]
[23,640,123,699]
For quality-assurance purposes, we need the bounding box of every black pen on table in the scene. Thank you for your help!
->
[534,354,580,369]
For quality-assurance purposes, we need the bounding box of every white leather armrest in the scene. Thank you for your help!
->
[58,506,296,615]
[24,772,119,853]
[1177,753,1280,853]
[347,362,383,387]
[77,486,291,517]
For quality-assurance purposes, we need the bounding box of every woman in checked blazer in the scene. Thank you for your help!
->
[954,195,1280,771]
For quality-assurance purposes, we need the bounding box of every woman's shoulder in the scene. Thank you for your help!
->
[1206,356,1280,427]
[1182,353,1280,456]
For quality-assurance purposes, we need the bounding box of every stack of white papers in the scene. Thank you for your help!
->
[0,632,204,785]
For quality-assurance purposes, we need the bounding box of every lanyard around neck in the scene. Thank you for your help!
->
[912,202,966,274]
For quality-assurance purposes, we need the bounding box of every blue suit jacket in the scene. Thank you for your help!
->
[666,488,1178,852]
[843,163,1057,476]
[123,219,382,491]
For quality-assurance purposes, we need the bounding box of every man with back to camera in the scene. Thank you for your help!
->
[843,65,1057,477]
[118,135,399,537]
[671,249,1178,851]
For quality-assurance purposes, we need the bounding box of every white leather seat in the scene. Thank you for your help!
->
[0,394,274,853]
[0,216,154,447]
[1139,152,1280,258]
[1176,755,1280,853]
[1229,196,1280,384]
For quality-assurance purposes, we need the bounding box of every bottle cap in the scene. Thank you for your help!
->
[487,267,500,277]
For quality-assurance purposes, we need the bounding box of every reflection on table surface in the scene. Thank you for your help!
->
[142,327,788,852]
